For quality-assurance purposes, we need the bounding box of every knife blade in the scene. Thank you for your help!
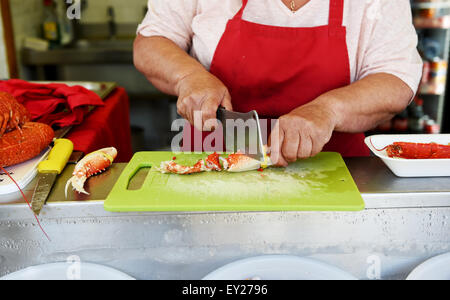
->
[31,139,74,215]
[216,107,265,162]
[54,126,73,140]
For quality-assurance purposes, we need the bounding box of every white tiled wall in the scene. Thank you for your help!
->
[0,3,10,79]
[80,0,148,24]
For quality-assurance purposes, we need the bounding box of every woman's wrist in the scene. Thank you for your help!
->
[300,94,342,131]
[175,67,210,96]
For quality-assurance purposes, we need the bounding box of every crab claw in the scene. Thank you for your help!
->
[64,147,117,198]
[65,176,89,197]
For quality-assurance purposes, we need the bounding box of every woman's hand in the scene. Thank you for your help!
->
[269,101,337,166]
[176,70,233,131]
[134,36,233,130]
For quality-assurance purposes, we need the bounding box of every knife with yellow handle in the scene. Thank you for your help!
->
[31,139,74,215]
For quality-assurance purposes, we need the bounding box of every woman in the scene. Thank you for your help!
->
[134,0,422,166]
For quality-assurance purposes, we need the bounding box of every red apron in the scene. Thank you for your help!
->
[184,0,369,157]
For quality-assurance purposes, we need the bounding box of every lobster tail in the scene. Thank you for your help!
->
[0,122,54,167]
[386,142,450,159]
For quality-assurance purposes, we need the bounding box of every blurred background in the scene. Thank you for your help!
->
[1,0,175,153]
[1,0,450,154]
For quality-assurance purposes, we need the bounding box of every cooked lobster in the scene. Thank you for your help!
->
[0,122,54,167]
[0,91,31,137]
[158,152,270,174]
[0,92,53,167]
[382,142,450,159]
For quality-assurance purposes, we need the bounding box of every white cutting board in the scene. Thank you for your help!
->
[0,147,51,195]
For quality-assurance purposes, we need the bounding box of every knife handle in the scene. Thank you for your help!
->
[38,139,74,174]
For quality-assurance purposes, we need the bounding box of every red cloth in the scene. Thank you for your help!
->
[185,0,370,157]
[66,87,133,163]
[0,79,104,127]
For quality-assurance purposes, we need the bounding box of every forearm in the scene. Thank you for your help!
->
[311,73,414,133]
[133,35,208,96]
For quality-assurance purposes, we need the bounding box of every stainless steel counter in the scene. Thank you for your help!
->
[0,157,449,280]
[2,157,450,211]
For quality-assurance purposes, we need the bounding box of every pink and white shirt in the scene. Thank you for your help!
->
[137,0,423,93]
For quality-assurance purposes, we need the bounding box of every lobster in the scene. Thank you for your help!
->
[0,92,54,167]
[378,142,450,159]
[0,122,55,167]
[0,91,31,137]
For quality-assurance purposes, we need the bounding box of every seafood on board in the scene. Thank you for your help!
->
[65,147,118,196]
[158,152,272,175]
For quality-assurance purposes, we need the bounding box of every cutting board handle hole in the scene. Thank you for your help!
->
[127,167,151,190]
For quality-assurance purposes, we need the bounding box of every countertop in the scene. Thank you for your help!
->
[1,157,450,217]
[1,157,449,280]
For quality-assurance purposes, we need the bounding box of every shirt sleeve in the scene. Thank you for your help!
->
[137,0,198,51]
[356,0,423,95]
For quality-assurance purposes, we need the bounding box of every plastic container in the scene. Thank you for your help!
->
[365,134,450,177]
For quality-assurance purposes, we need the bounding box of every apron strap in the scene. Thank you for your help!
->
[232,0,249,20]
[329,0,345,27]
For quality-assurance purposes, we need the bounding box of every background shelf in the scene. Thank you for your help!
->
[378,1,450,134]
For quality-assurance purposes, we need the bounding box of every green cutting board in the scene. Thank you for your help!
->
[104,152,364,212]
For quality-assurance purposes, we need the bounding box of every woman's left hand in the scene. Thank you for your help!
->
[268,101,337,166]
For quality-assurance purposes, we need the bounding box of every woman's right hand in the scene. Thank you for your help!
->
[176,70,233,131]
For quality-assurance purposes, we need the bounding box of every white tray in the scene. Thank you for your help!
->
[407,252,450,280]
[365,134,450,177]
[202,255,357,280]
[0,147,51,195]
[0,262,135,280]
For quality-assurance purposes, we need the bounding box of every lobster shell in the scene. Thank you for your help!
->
[0,122,54,167]
[386,142,450,159]
[0,91,31,136]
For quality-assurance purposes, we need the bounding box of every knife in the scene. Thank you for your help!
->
[53,126,84,164]
[31,139,74,215]
[216,106,266,163]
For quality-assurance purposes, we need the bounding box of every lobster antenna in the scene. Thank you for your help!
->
[0,166,51,242]
[369,138,388,152]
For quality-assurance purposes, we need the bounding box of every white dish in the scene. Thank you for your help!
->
[0,262,135,280]
[202,255,357,280]
[365,134,450,177]
[407,252,450,280]
[0,147,51,195]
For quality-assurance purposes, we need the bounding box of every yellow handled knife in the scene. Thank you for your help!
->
[31,139,74,215]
